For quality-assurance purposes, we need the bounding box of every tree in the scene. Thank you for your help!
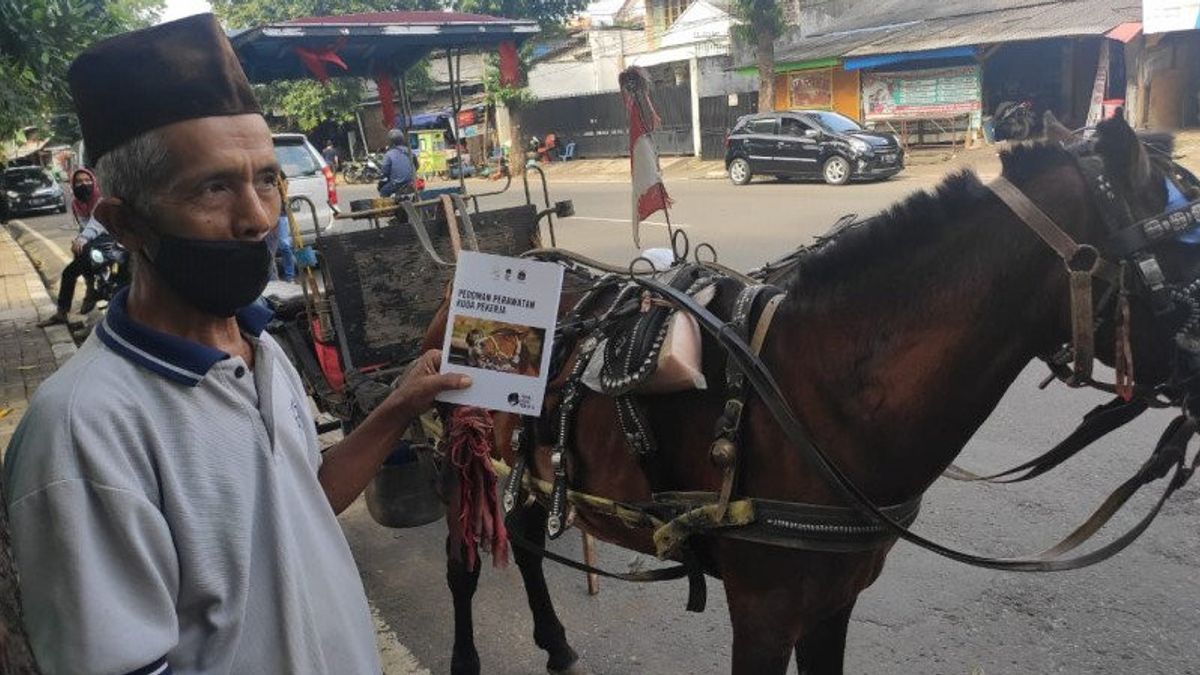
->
[0,0,163,148]
[461,0,584,172]
[732,0,783,111]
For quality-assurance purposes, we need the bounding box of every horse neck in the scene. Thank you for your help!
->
[768,167,1088,503]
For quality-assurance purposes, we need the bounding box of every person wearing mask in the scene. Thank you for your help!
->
[5,15,471,674]
[37,168,107,326]
[378,128,418,197]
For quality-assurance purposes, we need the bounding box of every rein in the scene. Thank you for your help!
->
[634,274,1199,572]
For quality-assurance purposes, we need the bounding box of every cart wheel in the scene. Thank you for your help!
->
[823,156,851,186]
[728,158,752,185]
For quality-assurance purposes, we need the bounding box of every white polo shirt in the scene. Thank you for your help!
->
[4,288,380,675]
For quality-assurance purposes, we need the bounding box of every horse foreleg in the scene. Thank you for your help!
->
[794,601,855,675]
[725,574,805,674]
[510,503,586,674]
[446,535,482,675]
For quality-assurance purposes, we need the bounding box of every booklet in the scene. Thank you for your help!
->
[436,251,564,415]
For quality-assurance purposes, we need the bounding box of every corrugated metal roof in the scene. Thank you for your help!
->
[843,0,1142,56]
[769,23,914,64]
[735,0,1141,69]
[801,0,1050,37]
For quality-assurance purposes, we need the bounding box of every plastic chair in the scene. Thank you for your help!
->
[559,142,576,162]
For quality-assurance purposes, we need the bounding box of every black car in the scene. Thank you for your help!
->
[724,110,904,186]
[3,166,67,216]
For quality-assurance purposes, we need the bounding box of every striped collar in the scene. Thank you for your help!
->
[96,287,274,387]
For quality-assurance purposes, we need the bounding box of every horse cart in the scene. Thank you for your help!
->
[231,12,575,526]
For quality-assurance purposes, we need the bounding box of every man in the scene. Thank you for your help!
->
[321,139,339,172]
[378,128,418,197]
[3,15,470,674]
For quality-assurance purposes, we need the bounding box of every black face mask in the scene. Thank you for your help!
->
[143,233,271,318]
[72,184,94,202]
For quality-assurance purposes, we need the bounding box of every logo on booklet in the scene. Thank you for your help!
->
[507,391,534,410]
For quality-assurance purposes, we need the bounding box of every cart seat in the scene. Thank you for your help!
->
[317,203,541,372]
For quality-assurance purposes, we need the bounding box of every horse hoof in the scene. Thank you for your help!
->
[548,659,591,675]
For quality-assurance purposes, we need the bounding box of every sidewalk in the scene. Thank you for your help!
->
[0,223,77,454]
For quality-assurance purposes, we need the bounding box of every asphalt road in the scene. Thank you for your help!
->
[11,168,1199,675]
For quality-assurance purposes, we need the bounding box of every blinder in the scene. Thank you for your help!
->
[996,138,1200,402]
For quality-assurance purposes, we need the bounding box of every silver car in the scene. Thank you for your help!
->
[272,133,338,238]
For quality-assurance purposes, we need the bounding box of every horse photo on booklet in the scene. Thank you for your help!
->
[449,315,545,377]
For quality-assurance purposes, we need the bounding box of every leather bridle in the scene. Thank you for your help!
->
[991,142,1200,404]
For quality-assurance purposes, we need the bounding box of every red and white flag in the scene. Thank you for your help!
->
[621,66,672,247]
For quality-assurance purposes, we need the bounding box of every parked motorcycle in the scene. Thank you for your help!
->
[343,154,383,184]
[86,235,130,304]
[994,100,1036,141]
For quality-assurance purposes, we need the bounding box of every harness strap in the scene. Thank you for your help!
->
[711,285,782,521]
[633,272,1199,572]
[943,395,1149,483]
[989,177,1120,385]
[750,294,783,354]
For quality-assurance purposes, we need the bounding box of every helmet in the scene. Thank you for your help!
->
[388,128,406,145]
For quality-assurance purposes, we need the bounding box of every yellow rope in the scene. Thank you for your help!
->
[489,457,756,559]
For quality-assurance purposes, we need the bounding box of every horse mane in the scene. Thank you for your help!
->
[782,142,1078,298]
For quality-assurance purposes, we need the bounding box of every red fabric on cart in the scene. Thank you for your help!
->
[446,407,509,571]
[311,318,346,393]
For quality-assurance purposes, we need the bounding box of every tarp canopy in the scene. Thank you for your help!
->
[843,46,976,70]
[230,11,538,83]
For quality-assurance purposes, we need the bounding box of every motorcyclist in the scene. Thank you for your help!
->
[38,168,111,326]
[378,128,419,197]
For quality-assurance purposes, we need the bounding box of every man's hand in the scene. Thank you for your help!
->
[318,350,470,514]
[71,238,84,256]
[387,350,471,419]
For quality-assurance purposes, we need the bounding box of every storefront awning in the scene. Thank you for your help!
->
[843,46,976,71]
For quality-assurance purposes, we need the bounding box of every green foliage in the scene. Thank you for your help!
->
[454,0,588,29]
[210,0,442,29]
[731,0,783,44]
[0,0,163,145]
[481,56,536,109]
[257,79,366,132]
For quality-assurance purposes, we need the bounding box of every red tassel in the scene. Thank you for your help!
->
[498,41,520,87]
[376,74,397,134]
[445,407,509,571]
[294,38,348,83]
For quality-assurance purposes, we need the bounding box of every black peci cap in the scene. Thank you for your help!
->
[68,13,261,163]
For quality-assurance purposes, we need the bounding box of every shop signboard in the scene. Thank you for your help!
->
[1143,0,1200,33]
[862,65,981,120]
[788,69,832,109]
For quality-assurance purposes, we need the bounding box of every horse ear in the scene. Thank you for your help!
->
[1096,109,1153,189]
[1042,110,1072,143]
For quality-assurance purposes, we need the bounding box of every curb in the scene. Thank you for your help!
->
[1,222,78,368]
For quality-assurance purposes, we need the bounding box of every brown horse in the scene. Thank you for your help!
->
[465,327,541,377]
[423,113,1199,674]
